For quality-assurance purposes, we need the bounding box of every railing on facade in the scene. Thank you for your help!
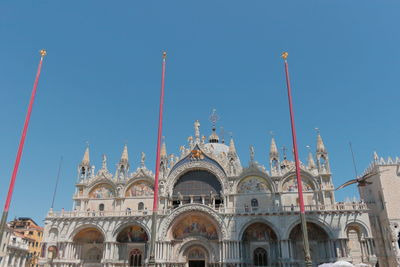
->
[47,202,367,219]
[8,239,29,250]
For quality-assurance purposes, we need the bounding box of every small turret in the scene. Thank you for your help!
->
[117,144,129,179]
[316,132,326,153]
[228,138,237,158]
[160,141,168,177]
[209,127,219,143]
[307,150,316,170]
[269,137,280,175]
[316,131,330,173]
[208,109,220,143]
[160,141,167,159]
[78,146,91,181]
[373,151,379,162]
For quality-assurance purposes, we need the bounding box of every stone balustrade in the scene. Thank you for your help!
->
[47,201,368,219]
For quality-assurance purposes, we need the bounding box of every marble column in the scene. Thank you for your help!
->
[280,240,290,259]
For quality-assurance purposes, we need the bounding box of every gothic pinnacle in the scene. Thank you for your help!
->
[308,151,316,169]
[120,144,129,163]
[373,151,379,162]
[160,141,167,158]
[269,137,279,158]
[228,138,237,155]
[316,132,326,153]
[81,146,90,166]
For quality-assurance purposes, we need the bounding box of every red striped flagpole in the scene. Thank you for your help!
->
[0,50,47,245]
[282,52,312,266]
[149,51,167,265]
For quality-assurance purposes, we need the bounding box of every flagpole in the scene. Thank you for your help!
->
[149,51,167,266]
[0,50,47,246]
[51,157,63,210]
[281,52,312,266]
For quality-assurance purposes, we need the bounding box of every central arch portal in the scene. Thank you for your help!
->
[186,246,207,267]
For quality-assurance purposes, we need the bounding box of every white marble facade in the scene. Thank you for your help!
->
[39,121,377,267]
[0,228,29,267]
[358,155,400,267]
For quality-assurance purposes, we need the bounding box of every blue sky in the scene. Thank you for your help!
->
[0,1,399,225]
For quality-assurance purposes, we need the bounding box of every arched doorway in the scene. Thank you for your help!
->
[168,211,220,265]
[289,222,330,266]
[129,248,143,267]
[241,222,278,266]
[172,170,223,208]
[253,247,268,266]
[186,246,207,267]
[73,227,104,266]
[116,225,149,266]
[346,224,365,264]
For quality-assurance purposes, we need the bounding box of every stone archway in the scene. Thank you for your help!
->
[346,223,367,264]
[165,210,222,265]
[73,227,104,267]
[241,222,278,266]
[116,225,149,266]
[289,222,330,266]
[185,245,208,267]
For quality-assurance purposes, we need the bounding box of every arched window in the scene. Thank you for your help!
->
[129,248,143,266]
[251,198,259,211]
[253,247,267,266]
[81,167,86,176]
[138,202,144,211]
[99,204,104,211]
[47,246,58,259]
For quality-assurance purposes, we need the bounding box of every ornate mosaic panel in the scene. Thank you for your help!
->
[282,178,313,192]
[126,181,154,197]
[117,225,148,243]
[172,214,218,240]
[237,176,271,193]
[243,222,277,241]
[74,228,104,243]
[89,184,114,198]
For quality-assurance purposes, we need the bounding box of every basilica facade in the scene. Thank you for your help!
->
[39,121,377,267]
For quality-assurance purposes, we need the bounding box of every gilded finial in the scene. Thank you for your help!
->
[40,49,47,57]
[281,52,288,60]
[162,51,167,59]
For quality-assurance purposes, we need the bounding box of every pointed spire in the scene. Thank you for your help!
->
[269,137,279,158]
[249,145,255,162]
[160,141,167,158]
[120,144,129,163]
[373,151,379,162]
[228,138,237,156]
[308,151,316,169]
[81,146,90,166]
[316,131,326,153]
